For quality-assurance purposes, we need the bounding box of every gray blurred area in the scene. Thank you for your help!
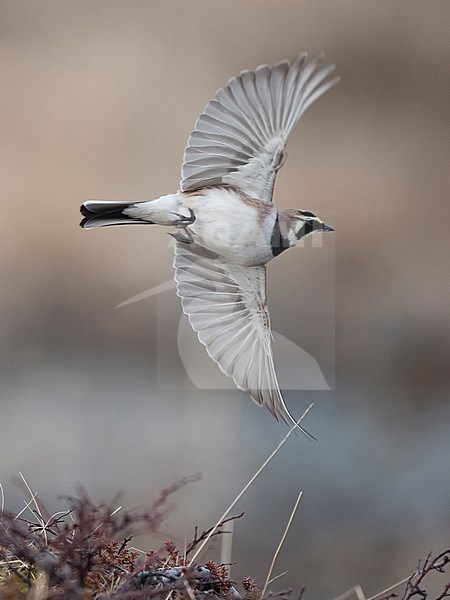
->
[1,1,449,598]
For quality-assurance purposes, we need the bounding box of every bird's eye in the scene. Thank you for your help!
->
[300,210,316,218]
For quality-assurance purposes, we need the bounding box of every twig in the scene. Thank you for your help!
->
[186,513,244,556]
[402,550,450,600]
[435,582,450,600]
[188,405,314,566]
[116,536,133,557]
[262,491,303,598]
[367,576,413,600]
[0,482,4,517]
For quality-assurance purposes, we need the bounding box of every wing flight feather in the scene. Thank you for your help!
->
[174,242,311,433]
[180,52,339,203]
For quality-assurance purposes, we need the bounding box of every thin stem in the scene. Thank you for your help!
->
[188,405,313,566]
[262,491,303,598]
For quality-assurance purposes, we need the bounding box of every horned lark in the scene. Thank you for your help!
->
[80,52,338,433]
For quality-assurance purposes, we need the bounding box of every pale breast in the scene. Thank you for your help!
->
[179,187,276,266]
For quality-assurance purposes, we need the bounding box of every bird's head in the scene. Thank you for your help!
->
[284,209,334,246]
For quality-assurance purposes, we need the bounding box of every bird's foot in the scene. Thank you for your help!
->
[170,208,196,226]
[168,208,195,243]
[168,229,194,244]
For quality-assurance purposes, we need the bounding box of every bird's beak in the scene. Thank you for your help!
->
[322,223,335,232]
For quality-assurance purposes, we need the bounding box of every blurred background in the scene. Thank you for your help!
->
[1,1,449,598]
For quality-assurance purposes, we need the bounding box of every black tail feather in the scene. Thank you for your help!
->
[79,201,154,229]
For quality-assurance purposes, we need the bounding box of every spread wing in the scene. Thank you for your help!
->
[174,242,310,433]
[180,52,339,203]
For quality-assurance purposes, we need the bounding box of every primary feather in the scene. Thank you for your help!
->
[181,52,339,202]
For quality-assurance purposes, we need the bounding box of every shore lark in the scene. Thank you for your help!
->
[80,52,338,434]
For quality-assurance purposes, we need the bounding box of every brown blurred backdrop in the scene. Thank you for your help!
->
[1,1,449,598]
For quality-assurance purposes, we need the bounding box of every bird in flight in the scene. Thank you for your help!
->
[80,52,339,434]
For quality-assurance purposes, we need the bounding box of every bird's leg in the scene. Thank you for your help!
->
[168,229,194,244]
[167,208,196,243]
[170,208,196,227]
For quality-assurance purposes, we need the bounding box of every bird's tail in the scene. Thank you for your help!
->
[80,201,155,229]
